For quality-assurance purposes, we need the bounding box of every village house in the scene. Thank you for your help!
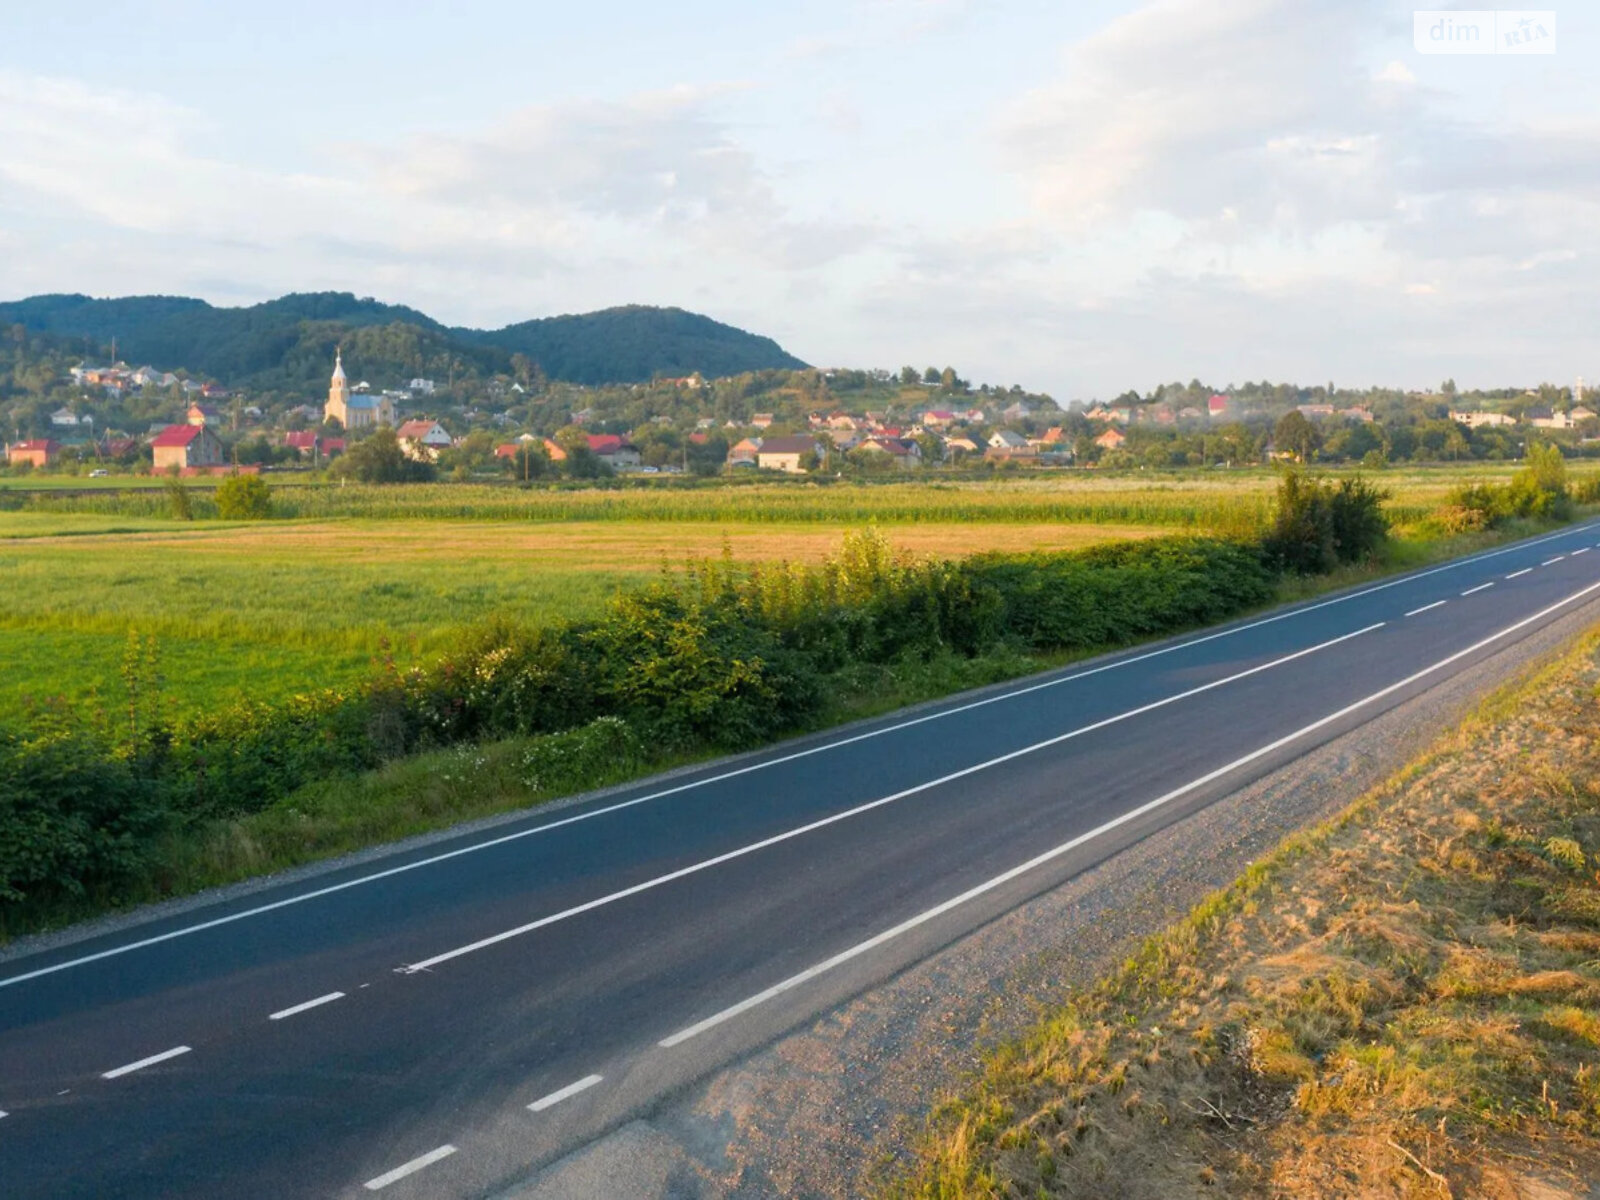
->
[985,429,1038,462]
[726,436,763,467]
[1208,394,1231,418]
[855,437,923,469]
[921,410,957,428]
[7,439,59,468]
[987,430,1030,452]
[750,413,775,429]
[1529,407,1593,431]
[50,407,80,428]
[396,419,454,461]
[943,435,981,457]
[1095,427,1127,451]
[150,423,224,471]
[584,434,641,470]
[186,402,222,427]
[1449,409,1514,429]
[757,435,820,474]
[283,431,320,458]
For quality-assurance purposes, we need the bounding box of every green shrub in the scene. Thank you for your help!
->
[1447,443,1571,527]
[1262,469,1389,573]
[519,716,643,794]
[0,710,170,903]
[582,586,823,749]
[214,474,273,519]
[164,476,193,520]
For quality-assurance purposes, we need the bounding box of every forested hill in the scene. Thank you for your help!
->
[0,293,808,389]
[463,306,807,386]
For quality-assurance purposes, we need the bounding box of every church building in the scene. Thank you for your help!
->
[323,350,396,429]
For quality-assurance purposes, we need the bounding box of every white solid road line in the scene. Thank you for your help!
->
[1507,568,1533,579]
[101,1045,191,1080]
[1462,582,1495,596]
[659,576,1600,1050]
[363,1144,457,1191]
[528,1074,603,1112]
[1404,600,1447,617]
[1544,556,1567,566]
[396,623,1384,976]
[268,991,345,1021]
[4,523,1594,995]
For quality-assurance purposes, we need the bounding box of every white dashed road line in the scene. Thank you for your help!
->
[363,1145,457,1191]
[527,1074,603,1112]
[1574,548,1590,556]
[102,1046,191,1080]
[1544,556,1567,566]
[268,992,345,1021]
[1461,582,1495,596]
[1507,568,1533,579]
[1404,600,1447,617]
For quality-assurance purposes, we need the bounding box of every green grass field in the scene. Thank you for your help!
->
[3,464,1589,721]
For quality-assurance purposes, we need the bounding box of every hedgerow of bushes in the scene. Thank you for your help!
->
[0,528,1287,913]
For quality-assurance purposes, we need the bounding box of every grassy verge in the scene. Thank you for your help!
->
[886,628,1600,1198]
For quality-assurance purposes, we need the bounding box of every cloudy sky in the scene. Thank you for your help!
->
[1,1,1595,399]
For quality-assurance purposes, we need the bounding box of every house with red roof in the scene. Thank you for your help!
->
[6,439,59,468]
[584,433,641,469]
[150,424,224,471]
[396,419,454,462]
[284,431,320,457]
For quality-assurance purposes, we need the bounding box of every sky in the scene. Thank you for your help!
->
[0,0,1595,401]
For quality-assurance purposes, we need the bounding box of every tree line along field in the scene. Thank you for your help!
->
[0,464,1584,721]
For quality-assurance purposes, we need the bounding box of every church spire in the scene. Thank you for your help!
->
[332,347,346,384]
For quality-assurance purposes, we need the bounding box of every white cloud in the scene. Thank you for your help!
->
[0,70,873,330]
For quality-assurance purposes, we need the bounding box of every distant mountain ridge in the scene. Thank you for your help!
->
[0,292,808,390]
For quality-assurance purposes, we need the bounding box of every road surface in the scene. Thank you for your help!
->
[5,520,1600,1198]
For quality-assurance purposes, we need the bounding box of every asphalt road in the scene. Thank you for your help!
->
[5,520,1600,1199]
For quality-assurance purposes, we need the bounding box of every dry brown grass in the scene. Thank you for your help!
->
[891,631,1600,1199]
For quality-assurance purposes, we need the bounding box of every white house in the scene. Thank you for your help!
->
[988,429,1029,450]
[396,419,455,461]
